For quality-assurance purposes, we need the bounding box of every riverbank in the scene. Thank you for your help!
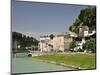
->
[33,53,96,69]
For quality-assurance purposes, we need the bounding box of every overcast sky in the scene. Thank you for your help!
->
[12,0,89,40]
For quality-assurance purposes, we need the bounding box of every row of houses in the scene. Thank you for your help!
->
[12,23,96,53]
[39,33,72,52]
[39,24,96,52]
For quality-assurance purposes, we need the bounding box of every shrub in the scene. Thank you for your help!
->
[83,38,96,53]
[69,41,76,49]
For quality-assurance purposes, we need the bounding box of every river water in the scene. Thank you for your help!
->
[12,55,76,74]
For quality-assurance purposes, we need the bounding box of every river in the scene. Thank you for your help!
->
[12,55,76,74]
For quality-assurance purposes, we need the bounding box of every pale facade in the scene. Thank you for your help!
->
[39,34,72,52]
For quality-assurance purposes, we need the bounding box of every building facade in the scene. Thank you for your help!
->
[39,34,72,52]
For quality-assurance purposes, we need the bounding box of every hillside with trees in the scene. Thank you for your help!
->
[69,6,96,53]
[69,6,96,34]
[12,32,39,51]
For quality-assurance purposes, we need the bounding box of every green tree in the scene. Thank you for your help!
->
[69,6,96,34]
[69,41,76,49]
[12,32,39,50]
[83,38,96,53]
[78,7,96,31]
[49,34,55,40]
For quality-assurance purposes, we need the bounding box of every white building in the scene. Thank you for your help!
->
[73,23,96,51]
[39,34,72,52]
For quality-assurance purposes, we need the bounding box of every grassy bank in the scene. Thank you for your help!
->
[33,53,96,69]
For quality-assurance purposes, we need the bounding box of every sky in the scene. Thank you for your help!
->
[12,0,89,40]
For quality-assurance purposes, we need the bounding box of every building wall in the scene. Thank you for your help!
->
[64,37,72,50]
[39,34,72,52]
[39,37,51,52]
[53,36,64,52]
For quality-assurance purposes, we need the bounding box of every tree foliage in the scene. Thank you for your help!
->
[69,6,96,34]
[69,41,76,49]
[12,32,39,48]
[78,7,96,31]
[83,38,96,53]
[49,34,55,40]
